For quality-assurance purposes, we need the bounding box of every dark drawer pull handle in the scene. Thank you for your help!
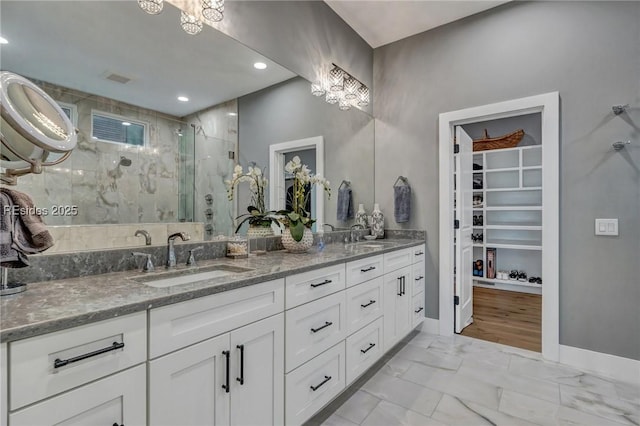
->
[397,277,403,296]
[415,276,424,281]
[360,266,376,273]
[360,343,376,354]
[415,307,424,314]
[112,423,124,426]
[360,300,376,308]
[401,276,406,296]
[415,251,424,256]
[310,279,332,288]
[236,344,244,385]
[310,375,332,391]
[54,342,124,369]
[222,350,230,393]
[311,321,333,333]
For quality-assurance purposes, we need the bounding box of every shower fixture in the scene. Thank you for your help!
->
[612,104,629,115]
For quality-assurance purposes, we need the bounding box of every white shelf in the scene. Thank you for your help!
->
[485,167,519,173]
[522,166,542,171]
[474,277,542,288]
[485,187,541,192]
[485,240,542,250]
[485,224,542,231]
[485,206,542,211]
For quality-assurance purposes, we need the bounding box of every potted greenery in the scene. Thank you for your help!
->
[277,156,330,252]
[226,163,279,237]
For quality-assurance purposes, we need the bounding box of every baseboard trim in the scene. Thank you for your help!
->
[559,344,640,383]
[422,318,440,334]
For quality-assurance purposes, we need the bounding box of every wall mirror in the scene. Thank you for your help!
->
[0,0,374,249]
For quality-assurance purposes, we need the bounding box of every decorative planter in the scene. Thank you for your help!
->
[355,204,368,229]
[246,224,275,238]
[281,227,314,253]
[370,203,384,239]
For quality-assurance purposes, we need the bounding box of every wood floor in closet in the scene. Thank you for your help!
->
[460,287,542,352]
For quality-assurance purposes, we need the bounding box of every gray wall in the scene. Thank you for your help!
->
[374,1,640,359]
[208,0,373,114]
[238,77,375,226]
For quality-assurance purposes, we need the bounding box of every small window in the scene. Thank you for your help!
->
[57,102,77,126]
[91,111,146,147]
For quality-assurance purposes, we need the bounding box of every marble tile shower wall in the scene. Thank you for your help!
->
[185,100,238,240]
[18,81,183,225]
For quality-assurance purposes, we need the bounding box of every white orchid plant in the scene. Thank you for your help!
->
[278,156,331,241]
[226,163,279,233]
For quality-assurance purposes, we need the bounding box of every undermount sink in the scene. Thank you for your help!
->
[345,242,386,249]
[131,264,254,288]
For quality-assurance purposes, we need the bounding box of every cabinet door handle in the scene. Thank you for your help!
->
[397,277,402,296]
[221,350,230,393]
[402,276,406,295]
[360,300,376,308]
[310,279,332,288]
[54,342,124,369]
[415,276,424,281]
[236,344,244,385]
[112,423,124,426]
[360,343,376,354]
[311,321,333,333]
[415,251,424,256]
[414,307,424,314]
[310,375,332,391]
[360,266,376,273]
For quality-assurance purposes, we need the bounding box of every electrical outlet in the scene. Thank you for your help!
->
[595,219,618,236]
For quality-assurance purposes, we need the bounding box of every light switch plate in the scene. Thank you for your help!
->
[595,218,618,236]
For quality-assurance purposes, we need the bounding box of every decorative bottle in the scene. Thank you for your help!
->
[370,203,384,239]
[355,204,368,229]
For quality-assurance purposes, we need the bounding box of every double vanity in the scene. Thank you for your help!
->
[0,239,426,426]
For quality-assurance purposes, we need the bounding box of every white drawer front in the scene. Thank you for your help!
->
[412,244,426,263]
[285,341,345,426]
[345,277,384,335]
[285,292,346,372]
[345,255,383,287]
[285,264,346,309]
[383,248,412,273]
[10,312,146,410]
[412,293,425,328]
[346,317,383,385]
[412,261,425,297]
[9,364,146,426]
[150,279,284,358]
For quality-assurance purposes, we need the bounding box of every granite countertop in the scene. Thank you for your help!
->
[0,239,424,343]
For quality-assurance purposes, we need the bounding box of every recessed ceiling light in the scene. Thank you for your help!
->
[253,62,267,70]
[0,37,8,45]
[177,96,189,102]
[122,121,132,126]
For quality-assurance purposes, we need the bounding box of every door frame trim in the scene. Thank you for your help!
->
[438,92,560,361]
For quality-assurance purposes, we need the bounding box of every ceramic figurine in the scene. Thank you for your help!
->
[355,204,368,229]
[370,203,384,239]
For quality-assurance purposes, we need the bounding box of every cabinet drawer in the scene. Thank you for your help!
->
[150,278,284,358]
[383,248,412,273]
[346,317,383,385]
[10,312,146,410]
[285,341,345,426]
[412,293,425,328]
[412,261,425,296]
[285,264,346,309]
[9,364,146,426]
[412,244,426,263]
[345,277,383,335]
[345,255,383,287]
[285,292,346,372]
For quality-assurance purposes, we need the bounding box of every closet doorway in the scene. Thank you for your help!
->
[438,93,560,361]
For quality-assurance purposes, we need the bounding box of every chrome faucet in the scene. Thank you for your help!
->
[186,246,203,267]
[132,252,154,272]
[350,224,364,243]
[166,232,190,268]
[323,223,336,231]
[134,229,151,246]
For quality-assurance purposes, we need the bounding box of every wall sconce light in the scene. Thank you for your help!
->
[310,64,369,111]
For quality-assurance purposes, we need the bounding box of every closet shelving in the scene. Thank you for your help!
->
[472,144,542,294]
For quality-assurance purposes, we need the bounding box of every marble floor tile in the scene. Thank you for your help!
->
[360,400,445,426]
[395,343,463,371]
[615,380,640,404]
[499,390,560,426]
[508,355,581,382]
[334,390,380,425]
[560,384,640,425]
[556,406,631,426]
[555,371,620,398]
[400,361,456,393]
[321,414,359,426]
[442,373,503,410]
[379,356,413,377]
[432,394,539,426]
[406,332,437,349]
[361,370,443,417]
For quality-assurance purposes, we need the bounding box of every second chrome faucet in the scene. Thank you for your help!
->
[166,232,190,268]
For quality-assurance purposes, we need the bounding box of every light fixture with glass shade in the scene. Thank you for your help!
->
[310,63,369,111]
[138,0,225,34]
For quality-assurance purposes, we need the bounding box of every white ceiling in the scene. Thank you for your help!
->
[0,1,296,117]
[325,0,510,48]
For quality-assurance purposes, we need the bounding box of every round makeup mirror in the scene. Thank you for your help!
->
[1,71,77,184]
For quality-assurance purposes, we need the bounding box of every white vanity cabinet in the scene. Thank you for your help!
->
[149,313,284,426]
[383,265,412,351]
[1,343,7,426]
